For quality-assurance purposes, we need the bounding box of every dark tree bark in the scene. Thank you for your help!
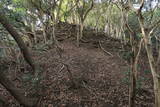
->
[0,12,36,71]
[0,13,38,106]
[0,95,8,106]
[0,66,38,107]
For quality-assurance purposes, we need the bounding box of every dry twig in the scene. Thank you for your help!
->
[99,41,113,56]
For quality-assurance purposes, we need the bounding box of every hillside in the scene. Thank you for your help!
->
[0,23,154,107]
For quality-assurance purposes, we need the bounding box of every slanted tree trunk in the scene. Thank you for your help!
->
[144,37,160,107]
[0,66,38,107]
[0,95,8,106]
[138,7,160,106]
[0,13,38,107]
[141,31,160,107]
[0,13,36,71]
[124,10,142,107]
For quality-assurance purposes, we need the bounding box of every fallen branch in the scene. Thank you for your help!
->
[80,39,90,43]
[99,41,113,56]
[57,64,65,73]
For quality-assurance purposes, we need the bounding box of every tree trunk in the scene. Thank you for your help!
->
[145,42,160,107]
[80,21,84,39]
[42,26,47,44]
[31,22,37,45]
[39,17,47,44]
[0,66,38,107]
[0,13,38,107]
[125,19,142,107]
[129,42,137,107]
[52,25,58,46]
[0,13,36,107]
[77,24,80,47]
[138,14,160,106]
[0,95,8,106]
[0,12,36,71]
[129,63,136,107]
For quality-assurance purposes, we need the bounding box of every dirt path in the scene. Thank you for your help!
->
[35,40,129,107]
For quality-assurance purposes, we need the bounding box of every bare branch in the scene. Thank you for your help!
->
[138,0,144,13]
[99,41,113,56]
[149,19,160,32]
[83,0,94,21]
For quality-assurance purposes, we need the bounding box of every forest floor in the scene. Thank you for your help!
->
[0,23,155,107]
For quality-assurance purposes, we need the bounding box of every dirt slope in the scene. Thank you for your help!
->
[33,38,153,107]
[0,23,154,106]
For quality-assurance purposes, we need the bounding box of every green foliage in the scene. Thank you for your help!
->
[128,12,140,33]
[143,8,160,25]
[85,2,107,29]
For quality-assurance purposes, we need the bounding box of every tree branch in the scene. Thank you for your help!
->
[83,0,94,21]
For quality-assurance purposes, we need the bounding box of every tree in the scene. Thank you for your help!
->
[0,12,36,71]
[128,0,160,106]
[75,0,94,46]
[114,2,141,106]
[0,12,38,107]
